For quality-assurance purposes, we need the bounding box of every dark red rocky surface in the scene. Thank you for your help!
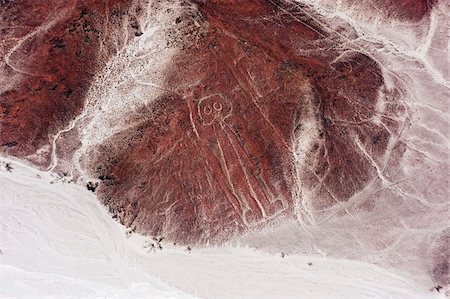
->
[1,0,447,293]
[88,0,406,244]
[0,0,437,243]
[0,0,141,167]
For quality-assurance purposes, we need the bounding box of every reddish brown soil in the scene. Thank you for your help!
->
[91,0,403,244]
[0,0,140,167]
[0,0,442,288]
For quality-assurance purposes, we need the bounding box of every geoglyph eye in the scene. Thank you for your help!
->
[203,105,212,115]
[213,102,222,111]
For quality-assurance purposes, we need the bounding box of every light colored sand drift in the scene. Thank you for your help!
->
[0,158,444,299]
